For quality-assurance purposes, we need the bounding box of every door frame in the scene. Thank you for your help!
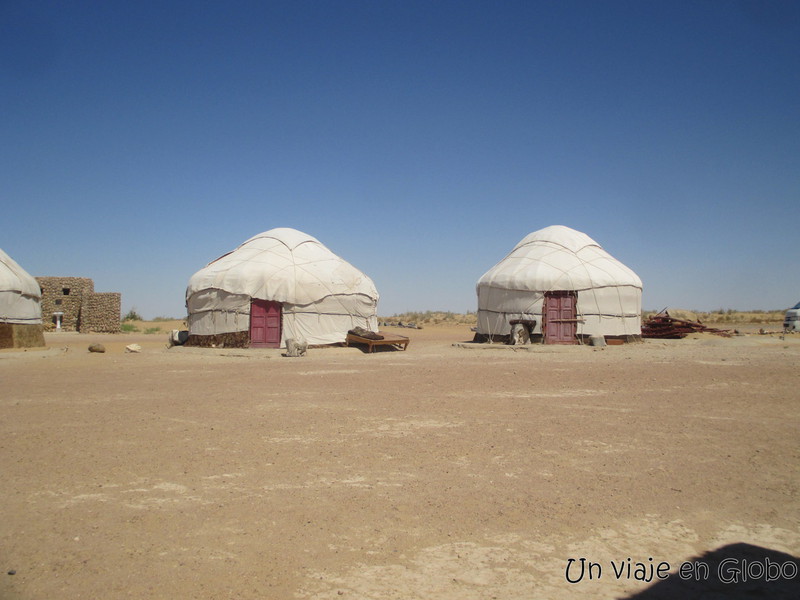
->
[542,291,579,345]
[249,299,282,348]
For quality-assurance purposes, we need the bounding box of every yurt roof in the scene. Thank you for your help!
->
[1,247,42,323]
[187,228,378,306]
[478,225,642,292]
[0,248,41,300]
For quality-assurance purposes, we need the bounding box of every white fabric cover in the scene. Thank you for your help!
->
[0,248,43,324]
[186,228,379,346]
[477,225,642,338]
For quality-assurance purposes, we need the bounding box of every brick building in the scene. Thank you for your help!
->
[36,277,121,333]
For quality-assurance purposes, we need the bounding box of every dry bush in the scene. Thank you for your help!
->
[643,309,784,324]
[387,309,785,327]
[698,310,785,324]
[381,311,478,326]
[123,319,187,333]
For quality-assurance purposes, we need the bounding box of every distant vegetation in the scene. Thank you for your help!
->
[118,310,783,333]
[122,312,179,323]
[381,311,478,325]
[382,309,784,326]
[643,309,784,324]
[122,308,143,321]
[119,316,186,334]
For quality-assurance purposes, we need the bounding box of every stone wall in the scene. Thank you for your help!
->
[82,293,121,333]
[35,277,120,333]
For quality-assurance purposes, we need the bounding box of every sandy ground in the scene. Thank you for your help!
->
[1,325,798,599]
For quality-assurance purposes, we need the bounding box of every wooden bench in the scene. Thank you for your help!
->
[345,331,410,353]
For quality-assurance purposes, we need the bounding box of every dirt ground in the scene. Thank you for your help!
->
[1,325,798,599]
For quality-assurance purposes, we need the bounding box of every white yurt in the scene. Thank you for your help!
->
[186,228,379,348]
[476,225,642,344]
[0,248,45,348]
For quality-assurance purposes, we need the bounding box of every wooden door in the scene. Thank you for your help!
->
[543,291,578,345]
[250,299,282,348]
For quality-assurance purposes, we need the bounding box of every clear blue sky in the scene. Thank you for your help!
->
[2,1,798,318]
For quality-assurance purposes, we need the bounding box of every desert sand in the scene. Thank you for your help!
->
[1,325,798,599]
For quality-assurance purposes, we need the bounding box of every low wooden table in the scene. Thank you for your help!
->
[345,331,410,353]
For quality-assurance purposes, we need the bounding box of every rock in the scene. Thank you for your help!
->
[125,343,142,353]
[283,338,308,357]
[589,335,606,347]
[509,323,531,345]
[168,330,189,347]
[88,343,106,353]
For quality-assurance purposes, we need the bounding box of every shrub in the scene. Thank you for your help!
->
[380,311,478,325]
[123,308,143,321]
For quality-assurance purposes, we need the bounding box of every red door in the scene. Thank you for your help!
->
[250,300,282,348]
[543,291,578,345]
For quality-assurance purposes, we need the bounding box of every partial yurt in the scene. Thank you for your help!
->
[0,248,46,349]
[186,228,379,348]
[476,225,642,344]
